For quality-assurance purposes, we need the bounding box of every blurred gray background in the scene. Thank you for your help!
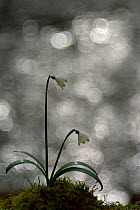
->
[0,0,140,205]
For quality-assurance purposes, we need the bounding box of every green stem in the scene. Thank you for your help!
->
[50,129,77,180]
[45,75,51,185]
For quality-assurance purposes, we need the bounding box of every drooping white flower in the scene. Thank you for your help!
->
[78,132,89,146]
[51,76,68,89]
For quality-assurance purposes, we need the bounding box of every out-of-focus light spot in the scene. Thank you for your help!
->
[16,58,35,75]
[0,101,10,119]
[51,32,67,49]
[93,18,109,32]
[131,132,140,144]
[92,121,109,139]
[40,25,54,43]
[101,184,112,194]
[23,59,35,75]
[106,190,129,205]
[110,36,127,50]
[23,20,38,35]
[33,59,48,75]
[50,31,74,49]
[74,80,91,98]
[137,68,140,80]
[82,19,92,33]
[87,88,102,103]
[72,16,85,35]
[24,164,36,170]
[91,149,104,164]
[1,145,16,163]
[105,35,129,64]
[11,156,25,173]
[0,163,6,175]
[78,29,94,52]
[108,20,121,36]
[129,111,140,125]
[111,47,129,63]
[97,104,115,120]
[133,153,140,166]
[0,75,14,90]
[105,50,124,66]
[99,170,112,183]
[57,99,77,117]
[94,122,109,139]
[0,117,13,131]
[126,158,137,170]
[90,18,110,44]
[101,80,118,96]
[90,28,110,44]
[75,147,92,161]
[129,93,140,108]
[2,150,14,163]
[123,121,136,134]
[66,143,78,156]
[74,171,87,181]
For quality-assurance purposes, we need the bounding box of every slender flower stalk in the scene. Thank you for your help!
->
[50,129,76,180]
[45,75,51,185]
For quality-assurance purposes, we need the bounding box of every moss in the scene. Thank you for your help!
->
[0,177,139,210]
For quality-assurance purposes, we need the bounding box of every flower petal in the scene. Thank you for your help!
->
[51,76,68,89]
[78,132,89,146]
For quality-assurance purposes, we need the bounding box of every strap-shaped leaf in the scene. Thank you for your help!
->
[51,166,103,191]
[6,159,46,178]
[61,161,98,175]
[50,161,98,180]
[14,151,45,172]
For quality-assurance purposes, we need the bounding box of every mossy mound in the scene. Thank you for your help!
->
[0,177,139,210]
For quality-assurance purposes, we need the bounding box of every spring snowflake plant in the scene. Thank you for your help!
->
[6,75,103,190]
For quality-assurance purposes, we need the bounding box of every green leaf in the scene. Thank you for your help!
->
[14,151,45,172]
[51,166,103,191]
[53,161,98,176]
[6,159,46,178]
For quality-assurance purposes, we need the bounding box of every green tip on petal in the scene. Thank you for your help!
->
[52,77,68,89]
[78,132,90,146]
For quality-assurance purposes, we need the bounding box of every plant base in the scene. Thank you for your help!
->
[0,177,139,210]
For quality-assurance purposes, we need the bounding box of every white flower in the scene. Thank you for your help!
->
[78,132,89,146]
[51,76,68,89]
